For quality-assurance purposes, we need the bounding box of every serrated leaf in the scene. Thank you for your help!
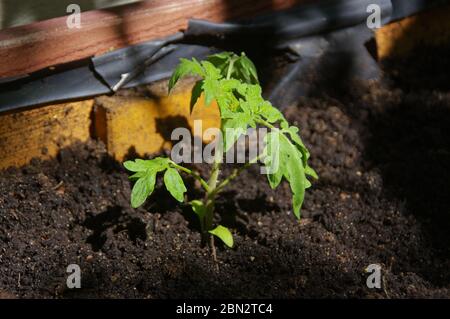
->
[281,124,311,167]
[128,171,147,181]
[216,95,236,118]
[163,168,186,202]
[209,225,234,248]
[281,122,304,148]
[201,61,222,80]
[202,77,220,106]
[240,84,266,114]
[280,133,306,218]
[198,60,223,107]
[260,101,285,123]
[233,54,258,85]
[123,159,152,172]
[125,158,170,173]
[207,52,238,78]
[131,172,156,208]
[305,165,319,180]
[207,52,233,67]
[208,52,234,62]
[238,53,259,83]
[222,112,254,151]
[169,58,205,92]
[263,131,307,218]
[190,80,204,112]
[263,132,282,188]
[220,79,241,92]
[123,160,141,172]
[305,179,312,189]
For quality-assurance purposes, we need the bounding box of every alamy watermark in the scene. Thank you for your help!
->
[170,120,280,174]
[65,3,384,31]
[66,264,81,289]
[66,4,82,29]
[365,264,382,289]
[366,4,382,29]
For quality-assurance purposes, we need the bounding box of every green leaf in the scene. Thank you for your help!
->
[260,101,285,123]
[201,61,222,80]
[190,200,207,232]
[123,159,152,172]
[232,54,259,84]
[209,225,234,248]
[207,52,234,64]
[216,94,237,118]
[207,52,237,77]
[190,200,206,220]
[190,80,204,112]
[125,157,174,208]
[281,124,311,167]
[305,165,319,180]
[222,112,254,151]
[215,82,240,115]
[200,61,223,107]
[237,53,259,84]
[263,132,283,189]
[240,84,266,114]
[163,167,186,202]
[168,58,205,92]
[131,172,156,208]
[263,131,308,218]
[124,158,170,173]
[281,133,306,218]
[202,77,220,106]
[220,79,241,92]
[128,171,147,181]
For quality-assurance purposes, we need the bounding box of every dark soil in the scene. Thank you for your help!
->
[0,47,449,299]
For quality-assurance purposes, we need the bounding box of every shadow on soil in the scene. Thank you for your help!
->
[84,205,147,251]
[363,47,450,285]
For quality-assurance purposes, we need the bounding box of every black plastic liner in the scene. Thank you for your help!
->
[0,45,213,113]
[0,0,448,113]
[268,24,379,108]
[186,0,392,40]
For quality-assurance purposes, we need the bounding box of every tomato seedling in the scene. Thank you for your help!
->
[124,52,317,249]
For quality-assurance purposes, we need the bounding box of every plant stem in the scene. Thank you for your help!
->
[212,154,261,197]
[256,118,276,130]
[202,56,237,250]
[208,161,220,190]
[204,150,222,231]
[226,57,237,80]
[169,162,210,192]
[203,41,231,229]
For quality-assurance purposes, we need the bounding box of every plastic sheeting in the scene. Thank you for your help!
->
[0,0,447,112]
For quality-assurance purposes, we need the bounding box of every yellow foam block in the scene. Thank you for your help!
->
[0,100,94,170]
[94,80,221,161]
[376,5,450,59]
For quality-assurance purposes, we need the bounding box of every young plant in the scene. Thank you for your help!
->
[124,52,317,249]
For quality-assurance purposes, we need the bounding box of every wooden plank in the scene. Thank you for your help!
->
[0,0,307,79]
[376,4,450,59]
[0,100,94,170]
[0,0,142,29]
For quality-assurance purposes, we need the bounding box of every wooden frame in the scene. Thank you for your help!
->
[0,0,307,79]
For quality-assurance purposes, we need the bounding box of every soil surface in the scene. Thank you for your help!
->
[0,47,449,299]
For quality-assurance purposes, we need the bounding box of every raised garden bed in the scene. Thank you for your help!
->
[0,45,449,299]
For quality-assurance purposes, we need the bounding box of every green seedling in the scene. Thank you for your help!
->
[124,52,317,250]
